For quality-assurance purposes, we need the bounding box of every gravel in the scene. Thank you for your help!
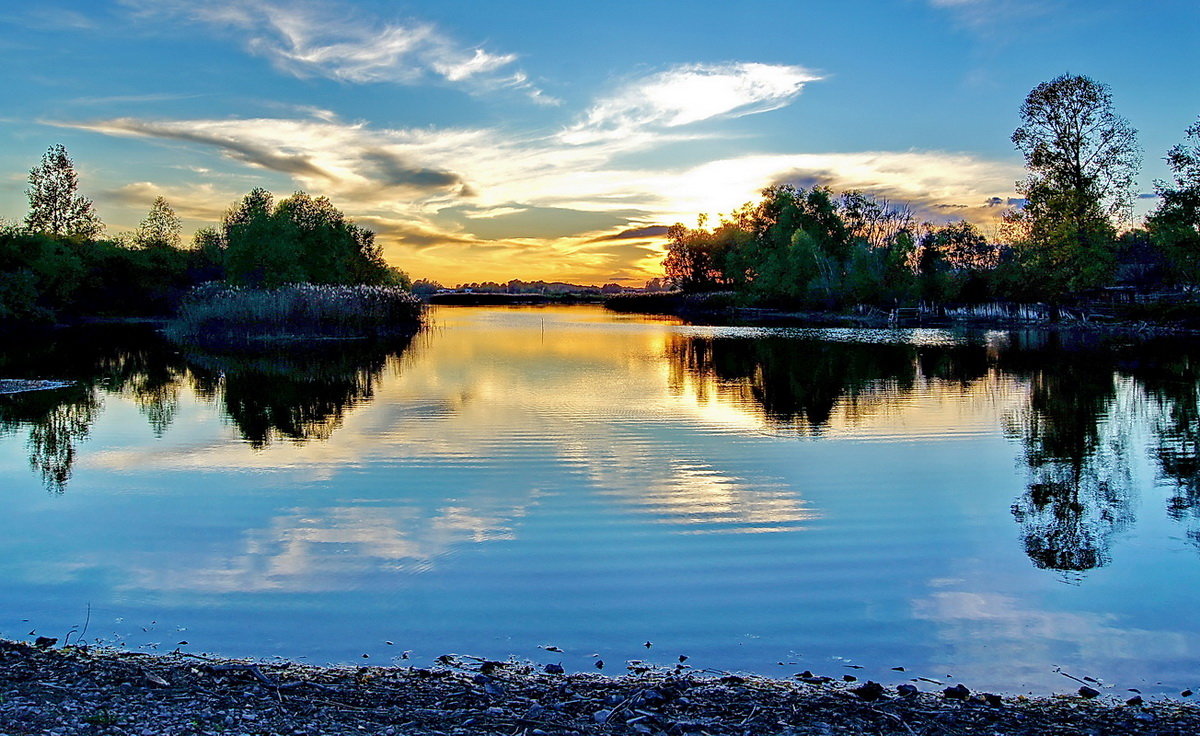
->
[1,639,1198,735]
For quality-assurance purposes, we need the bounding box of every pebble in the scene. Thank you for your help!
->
[1078,686,1100,699]
[2,637,1196,736]
[543,663,564,675]
[849,681,884,701]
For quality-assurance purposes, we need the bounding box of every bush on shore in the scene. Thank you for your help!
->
[167,283,423,348]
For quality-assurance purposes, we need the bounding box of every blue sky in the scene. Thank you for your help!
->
[1,0,1197,284]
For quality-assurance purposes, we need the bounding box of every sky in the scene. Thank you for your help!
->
[0,1,1197,286]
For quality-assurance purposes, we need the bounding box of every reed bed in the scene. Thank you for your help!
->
[168,283,423,348]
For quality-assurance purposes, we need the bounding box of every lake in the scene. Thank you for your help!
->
[1,305,1198,696]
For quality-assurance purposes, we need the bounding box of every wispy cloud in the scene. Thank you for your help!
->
[561,63,821,144]
[1,5,100,31]
[72,116,474,201]
[64,74,1020,283]
[102,181,241,223]
[927,0,1055,30]
[67,92,209,107]
[120,0,554,102]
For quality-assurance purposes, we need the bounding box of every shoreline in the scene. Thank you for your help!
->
[3,639,1198,735]
[602,294,1200,335]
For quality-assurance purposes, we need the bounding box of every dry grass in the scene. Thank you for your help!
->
[168,283,422,347]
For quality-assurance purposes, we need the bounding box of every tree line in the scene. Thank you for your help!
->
[1,145,407,323]
[663,74,1200,307]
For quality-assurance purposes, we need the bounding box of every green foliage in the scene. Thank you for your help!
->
[916,221,997,302]
[1004,187,1118,296]
[1008,74,1138,295]
[0,226,86,322]
[1148,117,1200,284]
[3,146,413,325]
[220,189,397,288]
[665,185,934,307]
[24,145,103,239]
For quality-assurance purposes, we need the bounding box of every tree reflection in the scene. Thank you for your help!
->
[668,335,927,432]
[665,330,1153,574]
[998,334,1134,574]
[0,325,413,490]
[0,326,179,492]
[182,338,410,448]
[0,385,99,493]
[666,334,995,433]
[1127,352,1200,549]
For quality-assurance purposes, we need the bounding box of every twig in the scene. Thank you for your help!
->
[871,707,917,736]
[1055,669,1092,687]
[208,663,279,687]
[738,705,758,726]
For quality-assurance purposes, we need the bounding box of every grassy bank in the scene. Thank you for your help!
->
[167,283,423,348]
[1,639,1197,735]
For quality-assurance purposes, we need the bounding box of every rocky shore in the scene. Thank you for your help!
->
[2,639,1198,736]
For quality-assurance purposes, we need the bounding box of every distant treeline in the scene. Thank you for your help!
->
[411,278,666,297]
[1,145,407,324]
[663,76,1199,308]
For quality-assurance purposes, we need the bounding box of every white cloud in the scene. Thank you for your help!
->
[562,62,821,144]
[120,0,553,102]
[67,110,1022,282]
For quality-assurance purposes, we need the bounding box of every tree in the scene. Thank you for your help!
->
[1147,117,1200,284]
[220,188,398,288]
[1008,74,1140,294]
[134,196,182,249]
[222,188,302,287]
[663,223,728,291]
[914,221,995,302]
[25,144,103,239]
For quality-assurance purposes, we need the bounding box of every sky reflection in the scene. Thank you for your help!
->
[1,307,1199,694]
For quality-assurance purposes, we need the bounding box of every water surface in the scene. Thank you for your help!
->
[1,306,1198,695]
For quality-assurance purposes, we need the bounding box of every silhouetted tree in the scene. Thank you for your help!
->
[134,196,182,249]
[24,145,103,239]
[663,222,736,291]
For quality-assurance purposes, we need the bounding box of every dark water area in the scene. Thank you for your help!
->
[1,306,1198,696]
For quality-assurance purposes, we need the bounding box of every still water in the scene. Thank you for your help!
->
[1,306,1198,695]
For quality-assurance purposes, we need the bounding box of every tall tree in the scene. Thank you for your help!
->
[134,196,182,249]
[221,188,302,287]
[25,144,103,239]
[1008,74,1140,295]
[1147,116,1200,284]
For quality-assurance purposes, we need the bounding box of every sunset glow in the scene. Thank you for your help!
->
[1,1,1195,285]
